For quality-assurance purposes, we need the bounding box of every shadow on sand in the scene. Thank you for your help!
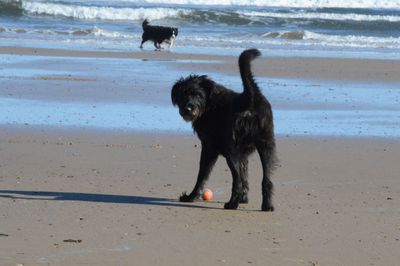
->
[0,190,220,210]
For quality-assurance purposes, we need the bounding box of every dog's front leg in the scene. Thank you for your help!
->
[224,155,243,209]
[180,147,218,202]
[153,42,161,50]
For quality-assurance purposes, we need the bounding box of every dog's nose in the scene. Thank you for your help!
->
[185,103,194,112]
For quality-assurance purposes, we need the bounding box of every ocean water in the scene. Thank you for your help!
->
[1,0,400,57]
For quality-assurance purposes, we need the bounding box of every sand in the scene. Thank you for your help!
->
[1,46,400,83]
[0,47,399,265]
[0,128,399,266]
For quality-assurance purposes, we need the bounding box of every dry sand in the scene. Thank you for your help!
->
[0,47,399,265]
[1,129,399,266]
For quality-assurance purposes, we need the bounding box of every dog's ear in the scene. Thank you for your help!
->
[199,75,217,96]
[171,78,184,106]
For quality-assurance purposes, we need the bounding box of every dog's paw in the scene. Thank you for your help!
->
[224,200,239,210]
[239,194,249,204]
[261,203,274,212]
[179,193,195,202]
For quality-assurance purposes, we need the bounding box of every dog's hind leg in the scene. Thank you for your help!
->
[224,155,243,209]
[256,144,275,211]
[239,158,249,204]
[179,147,218,202]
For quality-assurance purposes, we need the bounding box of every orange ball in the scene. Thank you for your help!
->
[202,188,213,201]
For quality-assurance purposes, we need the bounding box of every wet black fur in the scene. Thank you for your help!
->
[171,49,277,211]
[140,19,178,50]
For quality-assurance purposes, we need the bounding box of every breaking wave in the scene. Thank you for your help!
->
[21,2,191,21]
[2,0,399,24]
[70,0,400,9]
[241,10,400,23]
[262,30,400,49]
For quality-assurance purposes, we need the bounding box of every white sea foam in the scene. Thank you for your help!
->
[241,11,400,23]
[0,25,137,39]
[89,27,134,38]
[22,2,191,21]
[104,0,400,9]
[180,30,400,50]
[303,31,400,49]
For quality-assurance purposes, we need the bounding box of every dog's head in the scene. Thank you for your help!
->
[171,75,215,123]
[172,28,178,38]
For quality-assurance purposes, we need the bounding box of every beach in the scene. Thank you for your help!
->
[2,1,400,265]
[0,46,399,265]
[0,128,399,265]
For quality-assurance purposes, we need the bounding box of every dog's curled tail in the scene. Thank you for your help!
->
[239,48,261,108]
[142,19,149,30]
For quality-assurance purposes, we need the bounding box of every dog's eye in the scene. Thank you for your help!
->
[192,91,204,98]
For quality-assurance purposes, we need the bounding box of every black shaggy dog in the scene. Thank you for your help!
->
[140,19,178,50]
[171,49,277,211]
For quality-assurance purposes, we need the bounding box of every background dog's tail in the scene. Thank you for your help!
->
[142,19,149,30]
[239,48,261,109]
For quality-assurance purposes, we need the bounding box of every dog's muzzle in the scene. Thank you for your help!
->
[180,103,199,122]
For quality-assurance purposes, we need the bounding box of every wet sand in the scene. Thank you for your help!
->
[1,46,400,83]
[1,46,400,137]
[0,46,399,265]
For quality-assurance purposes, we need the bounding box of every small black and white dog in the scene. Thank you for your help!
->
[140,19,178,50]
[171,49,277,211]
